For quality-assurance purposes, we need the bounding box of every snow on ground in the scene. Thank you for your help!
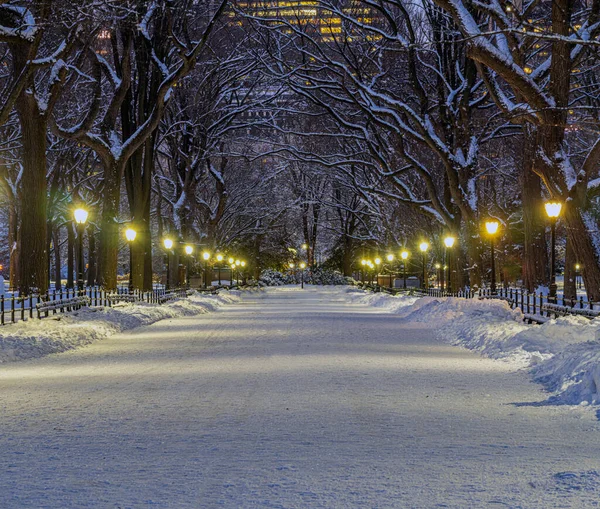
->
[344,286,600,407]
[0,286,598,508]
[0,290,242,364]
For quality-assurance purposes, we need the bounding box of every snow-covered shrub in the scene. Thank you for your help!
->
[259,267,353,286]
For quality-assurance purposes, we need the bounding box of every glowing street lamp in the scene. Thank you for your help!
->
[485,221,500,295]
[435,263,441,289]
[125,228,136,293]
[545,202,562,301]
[444,236,456,293]
[73,208,89,292]
[202,252,211,288]
[386,254,395,289]
[400,250,409,289]
[419,242,429,289]
[215,254,224,285]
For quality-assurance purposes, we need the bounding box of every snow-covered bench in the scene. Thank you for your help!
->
[107,293,140,304]
[36,296,91,318]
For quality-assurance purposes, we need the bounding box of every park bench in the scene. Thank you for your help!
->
[36,296,91,319]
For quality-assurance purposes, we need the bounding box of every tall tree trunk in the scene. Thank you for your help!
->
[15,91,48,295]
[563,233,577,301]
[8,199,18,290]
[521,128,549,291]
[98,161,122,290]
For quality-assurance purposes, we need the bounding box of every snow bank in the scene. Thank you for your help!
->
[344,288,600,407]
[0,290,241,364]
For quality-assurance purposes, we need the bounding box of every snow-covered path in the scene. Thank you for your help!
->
[0,287,598,508]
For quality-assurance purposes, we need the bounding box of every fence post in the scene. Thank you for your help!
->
[580,296,584,309]
[0,295,4,325]
[11,295,15,323]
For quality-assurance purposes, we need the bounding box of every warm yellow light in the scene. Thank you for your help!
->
[235,260,241,266]
[125,228,136,242]
[185,245,193,255]
[300,262,306,269]
[301,244,308,250]
[419,242,429,252]
[230,264,235,269]
[228,257,234,264]
[523,66,533,75]
[386,254,394,262]
[545,201,562,219]
[575,264,580,270]
[401,251,409,260]
[485,221,499,235]
[202,252,210,260]
[216,254,223,262]
[444,236,456,248]
[435,263,441,269]
[361,259,367,265]
[73,208,88,225]
[163,238,173,250]
[374,257,381,265]
[241,261,246,267]
[289,262,295,268]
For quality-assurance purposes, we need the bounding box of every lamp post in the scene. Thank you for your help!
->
[202,251,211,288]
[216,254,223,285]
[241,261,247,284]
[419,242,429,289]
[163,238,173,290]
[360,259,366,282]
[73,208,88,293]
[125,228,137,293]
[401,250,409,289]
[545,202,562,302]
[184,245,193,288]
[435,263,441,289]
[444,236,456,294]
[575,264,581,289]
[386,254,394,289]
[485,221,499,295]
[374,257,381,288]
[300,262,306,289]
[228,257,235,285]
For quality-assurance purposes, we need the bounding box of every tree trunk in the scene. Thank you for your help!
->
[8,199,18,290]
[15,91,48,295]
[98,161,122,290]
[521,128,549,291]
[563,233,577,301]
[563,206,600,301]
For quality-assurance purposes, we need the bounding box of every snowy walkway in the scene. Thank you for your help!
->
[0,287,598,508]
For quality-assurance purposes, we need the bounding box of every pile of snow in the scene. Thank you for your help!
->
[346,288,600,407]
[0,290,241,364]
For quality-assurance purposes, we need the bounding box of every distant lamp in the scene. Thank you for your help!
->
[125,228,137,242]
[300,262,306,269]
[485,221,499,235]
[163,238,173,250]
[235,260,241,266]
[435,263,441,269]
[545,202,562,219]
[301,244,308,250]
[216,254,224,262]
[419,242,429,252]
[228,257,234,264]
[289,262,295,269]
[374,257,381,265]
[387,254,394,262]
[444,236,456,248]
[74,208,89,225]
[202,252,210,260]
[185,245,193,255]
[241,261,246,267]
[400,251,409,260]
[361,259,367,266]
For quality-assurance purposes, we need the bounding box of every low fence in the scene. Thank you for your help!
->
[357,282,599,323]
[0,286,190,326]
